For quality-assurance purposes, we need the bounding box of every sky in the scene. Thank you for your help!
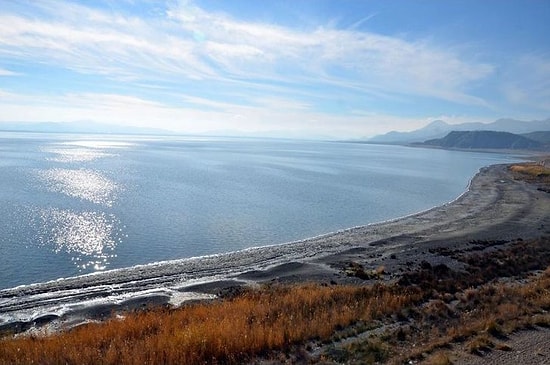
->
[0,0,549,138]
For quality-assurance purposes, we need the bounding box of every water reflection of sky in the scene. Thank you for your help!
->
[37,168,119,207]
[36,208,124,271]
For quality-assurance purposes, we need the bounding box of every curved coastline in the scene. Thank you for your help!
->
[1,163,549,333]
[0,166,476,295]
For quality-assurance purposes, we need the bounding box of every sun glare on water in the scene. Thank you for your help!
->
[31,140,133,271]
[35,208,124,271]
[60,141,136,149]
[37,168,120,207]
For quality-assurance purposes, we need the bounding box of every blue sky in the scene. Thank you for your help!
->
[0,0,549,138]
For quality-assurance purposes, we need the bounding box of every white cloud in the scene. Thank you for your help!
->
[0,0,494,106]
[180,95,252,110]
[166,1,494,103]
[0,7,214,80]
[501,54,550,112]
[11,1,550,137]
[0,90,445,138]
[0,67,19,76]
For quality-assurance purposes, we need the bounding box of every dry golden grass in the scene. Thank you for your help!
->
[510,162,550,194]
[4,237,550,364]
[0,284,421,365]
[423,352,452,365]
[322,265,549,364]
[1,237,548,364]
[510,163,550,177]
[395,267,550,364]
[1,276,548,365]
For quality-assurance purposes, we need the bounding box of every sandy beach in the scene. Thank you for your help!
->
[1,162,549,335]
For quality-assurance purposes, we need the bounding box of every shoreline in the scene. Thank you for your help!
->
[1,162,549,334]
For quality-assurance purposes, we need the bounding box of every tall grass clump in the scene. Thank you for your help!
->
[0,284,421,365]
[510,163,550,178]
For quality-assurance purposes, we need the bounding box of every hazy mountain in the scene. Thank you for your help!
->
[0,121,330,140]
[522,131,550,145]
[200,128,332,140]
[368,118,550,144]
[421,131,544,150]
[0,121,173,136]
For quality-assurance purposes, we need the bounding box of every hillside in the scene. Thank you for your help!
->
[422,131,544,150]
[368,118,550,144]
[522,131,550,144]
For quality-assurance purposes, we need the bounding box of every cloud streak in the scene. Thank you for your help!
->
[501,54,550,112]
[0,1,493,102]
[0,67,19,76]
[0,0,546,137]
[0,89,441,138]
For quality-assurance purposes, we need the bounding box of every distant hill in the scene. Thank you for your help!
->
[368,118,550,144]
[521,131,550,145]
[0,121,173,136]
[421,131,544,150]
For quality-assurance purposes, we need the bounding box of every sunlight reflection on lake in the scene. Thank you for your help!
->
[35,208,124,271]
[30,139,130,272]
[44,147,114,162]
[60,140,136,149]
[36,168,120,207]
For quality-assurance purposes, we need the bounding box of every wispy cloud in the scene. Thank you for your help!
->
[0,89,439,137]
[0,1,493,103]
[167,1,495,105]
[347,13,379,30]
[0,0,545,137]
[0,67,19,76]
[501,53,550,112]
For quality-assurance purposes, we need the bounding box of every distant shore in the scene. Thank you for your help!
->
[1,162,549,334]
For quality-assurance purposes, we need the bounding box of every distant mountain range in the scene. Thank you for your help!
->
[0,121,173,136]
[368,118,550,144]
[0,121,332,140]
[419,131,549,150]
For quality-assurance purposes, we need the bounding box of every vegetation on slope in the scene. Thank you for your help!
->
[1,236,548,364]
[0,283,423,364]
[510,162,550,193]
[510,163,550,178]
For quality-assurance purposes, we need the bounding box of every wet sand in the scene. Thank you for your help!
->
[1,163,549,334]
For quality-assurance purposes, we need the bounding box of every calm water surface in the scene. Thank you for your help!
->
[0,132,518,289]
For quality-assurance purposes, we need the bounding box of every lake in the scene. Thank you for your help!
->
[0,132,518,289]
